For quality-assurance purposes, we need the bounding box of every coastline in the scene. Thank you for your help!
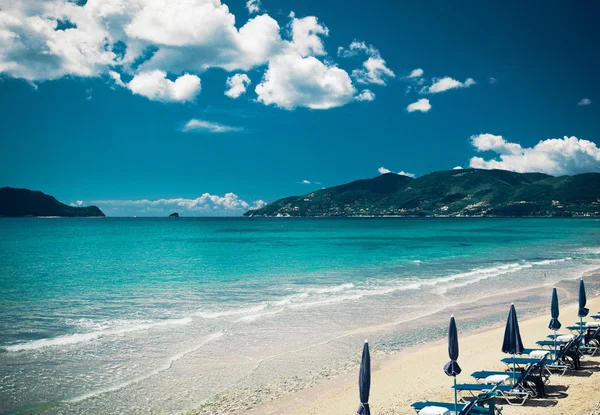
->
[188,269,600,415]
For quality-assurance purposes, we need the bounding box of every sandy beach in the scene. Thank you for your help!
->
[246,276,600,415]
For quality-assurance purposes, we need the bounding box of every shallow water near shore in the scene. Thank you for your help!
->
[1,217,600,414]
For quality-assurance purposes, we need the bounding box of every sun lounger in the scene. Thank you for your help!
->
[454,361,541,405]
[503,335,582,375]
[412,391,499,414]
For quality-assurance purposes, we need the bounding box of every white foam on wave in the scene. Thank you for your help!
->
[433,258,573,295]
[194,304,268,319]
[5,317,193,352]
[195,283,355,322]
[66,332,224,404]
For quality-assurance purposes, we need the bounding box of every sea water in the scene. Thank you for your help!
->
[1,218,600,414]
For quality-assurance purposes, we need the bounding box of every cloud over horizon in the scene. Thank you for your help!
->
[378,167,415,178]
[92,193,266,216]
[468,133,600,176]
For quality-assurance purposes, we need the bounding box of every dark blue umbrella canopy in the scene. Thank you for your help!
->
[579,279,589,318]
[502,304,524,355]
[357,341,371,415]
[548,287,561,331]
[444,315,462,376]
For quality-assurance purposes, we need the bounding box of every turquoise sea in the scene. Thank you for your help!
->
[1,218,600,414]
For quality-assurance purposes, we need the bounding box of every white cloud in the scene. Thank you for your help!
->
[488,77,498,84]
[355,89,375,102]
[578,98,591,106]
[406,98,431,113]
[289,14,328,57]
[337,40,378,58]
[452,166,463,170]
[301,179,311,184]
[398,171,415,178]
[378,167,415,178]
[255,52,355,110]
[126,70,201,103]
[337,40,394,86]
[94,193,266,216]
[225,73,251,98]
[408,68,423,78]
[423,77,476,94]
[352,56,395,85]
[183,119,242,133]
[468,134,600,176]
[470,133,523,155]
[246,0,261,14]
[108,70,126,88]
[69,200,84,207]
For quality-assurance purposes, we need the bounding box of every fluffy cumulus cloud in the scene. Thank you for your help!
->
[93,194,266,216]
[0,1,389,110]
[378,167,415,178]
[355,89,375,102]
[578,98,591,106]
[406,98,431,113]
[423,77,475,94]
[408,68,423,78]
[125,70,201,102]
[224,73,251,98]
[468,133,600,176]
[183,119,242,133]
[289,13,329,57]
[255,52,355,110]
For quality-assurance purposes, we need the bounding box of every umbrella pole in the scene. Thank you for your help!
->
[581,316,584,335]
[454,376,458,415]
[512,354,516,381]
[554,329,557,359]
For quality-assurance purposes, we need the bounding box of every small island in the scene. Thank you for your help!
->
[169,212,180,218]
[0,187,105,217]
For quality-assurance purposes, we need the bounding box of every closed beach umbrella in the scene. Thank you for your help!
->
[579,279,589,334]
[548,287,561,357]
[502,303,524,378]
[357,340,371,415]
[443,315,461,415]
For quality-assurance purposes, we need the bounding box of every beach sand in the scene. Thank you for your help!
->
[250,283,600,415]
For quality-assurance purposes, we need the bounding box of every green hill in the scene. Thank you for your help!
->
[0,187,105,217]
[244,169,600,217]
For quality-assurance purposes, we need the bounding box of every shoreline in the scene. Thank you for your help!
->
[187,269,600,415]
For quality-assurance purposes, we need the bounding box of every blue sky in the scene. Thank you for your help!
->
[0,0,599,216]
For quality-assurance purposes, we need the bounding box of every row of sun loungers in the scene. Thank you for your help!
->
[409,312,599,414]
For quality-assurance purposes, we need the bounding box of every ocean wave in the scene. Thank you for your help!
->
[193,257,578,320]
[5,317,193,352]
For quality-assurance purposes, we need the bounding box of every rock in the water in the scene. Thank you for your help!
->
[169,212,180,218]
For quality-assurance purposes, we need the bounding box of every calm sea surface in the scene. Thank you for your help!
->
[1,218,600,414]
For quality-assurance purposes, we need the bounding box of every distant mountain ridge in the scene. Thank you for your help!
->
[244,169,600,217]
[0,187,105,217]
